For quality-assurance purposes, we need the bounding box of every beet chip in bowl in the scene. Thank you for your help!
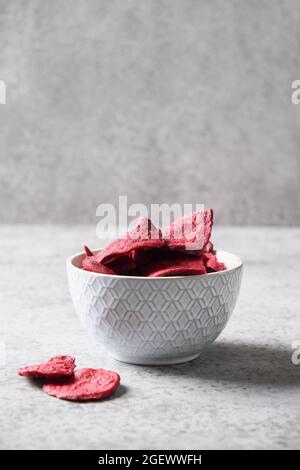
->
[67,211,243,365]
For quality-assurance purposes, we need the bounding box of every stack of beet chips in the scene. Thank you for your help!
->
[82,209,225,277]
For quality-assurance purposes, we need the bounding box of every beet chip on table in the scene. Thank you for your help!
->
[43,368,120,401]
[17,355,75,378]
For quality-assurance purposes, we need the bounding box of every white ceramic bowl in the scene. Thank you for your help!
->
[67,250,243,365]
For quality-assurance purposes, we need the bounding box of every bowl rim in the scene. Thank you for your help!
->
[67,249,243,280]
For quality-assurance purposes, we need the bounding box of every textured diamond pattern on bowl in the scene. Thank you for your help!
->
[67,259,242,364]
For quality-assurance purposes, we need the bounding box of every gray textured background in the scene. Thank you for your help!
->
[0,0,299,225]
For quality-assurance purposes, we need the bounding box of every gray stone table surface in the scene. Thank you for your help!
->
[0,225,300,450]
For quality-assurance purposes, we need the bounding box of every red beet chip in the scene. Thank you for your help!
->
[83,245,94,257]
[105,255,136,275]
[141,252,207,277]
[18,355,75,378]
[162,209,213,253]
[43,368,120,401]
[204,241,214,253]
[97,217,165,264]
[82,218,165,274]
[82,256,116,275]
[204,252,226,272]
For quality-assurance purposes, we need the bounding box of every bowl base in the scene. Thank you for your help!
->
[111,352,201,366]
